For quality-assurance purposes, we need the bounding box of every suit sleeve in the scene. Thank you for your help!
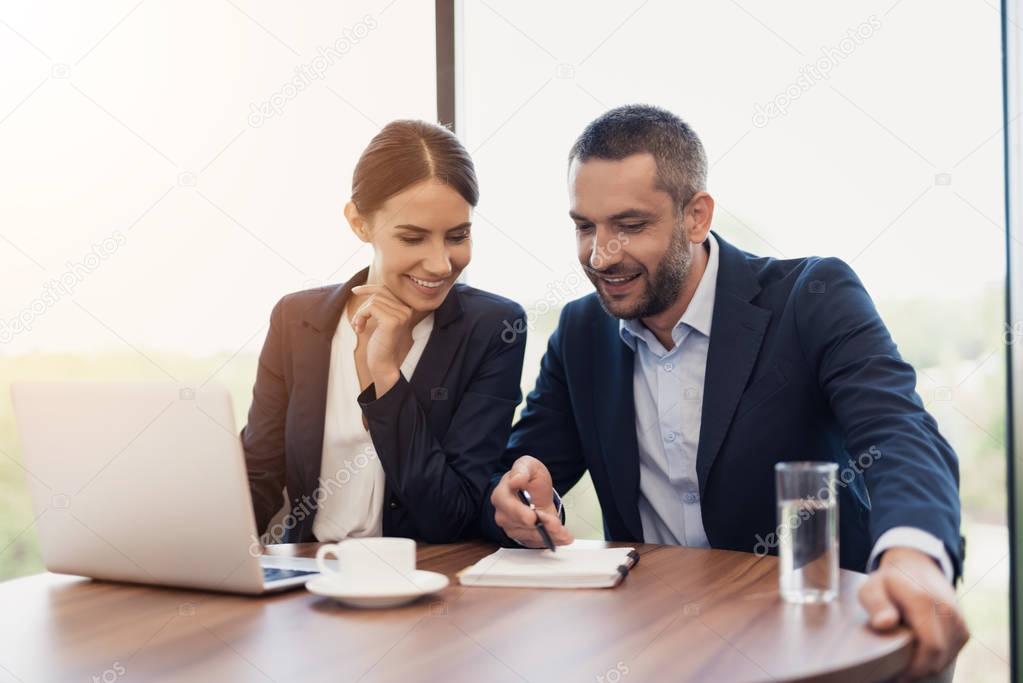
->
[479,305,589,545]
[795,257,964,580]
[358,305,528,543]
[240,298,289,536]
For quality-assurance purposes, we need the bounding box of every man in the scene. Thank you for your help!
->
[482,105,968,680]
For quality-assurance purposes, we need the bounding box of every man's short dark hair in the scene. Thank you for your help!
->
[568,104,708,210]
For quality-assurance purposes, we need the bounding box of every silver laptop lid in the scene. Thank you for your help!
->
[11,381,266,594]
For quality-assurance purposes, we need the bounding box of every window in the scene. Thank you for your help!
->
[0,0,435,574]
[457,2,1008,680]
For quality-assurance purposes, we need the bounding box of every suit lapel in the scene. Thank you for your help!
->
[592,312,644,540]
[406,285,464,411]
[294,268,367,495]
[695,234,772,497]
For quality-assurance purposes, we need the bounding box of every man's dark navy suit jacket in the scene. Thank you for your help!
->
[482,231,964,580]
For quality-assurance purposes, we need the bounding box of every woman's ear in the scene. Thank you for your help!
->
[344,201,371,243]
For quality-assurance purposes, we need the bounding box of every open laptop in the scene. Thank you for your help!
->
[10,381,316,594]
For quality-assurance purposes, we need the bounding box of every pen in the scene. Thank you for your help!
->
[517,489,556,553]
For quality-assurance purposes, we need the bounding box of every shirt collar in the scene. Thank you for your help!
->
[619,232,719,351]
[411,312,435,343]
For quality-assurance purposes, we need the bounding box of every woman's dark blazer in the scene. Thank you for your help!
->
[242,267,527,543]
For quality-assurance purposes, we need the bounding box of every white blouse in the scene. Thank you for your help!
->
[311,311,435,542]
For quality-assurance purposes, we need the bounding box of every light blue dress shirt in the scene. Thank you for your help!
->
[615,234,952,579]
[618,235,718,547]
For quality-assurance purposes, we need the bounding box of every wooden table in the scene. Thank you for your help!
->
[0,542,912,683]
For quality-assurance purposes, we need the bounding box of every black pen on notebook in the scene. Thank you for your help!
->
[517,489,556,553]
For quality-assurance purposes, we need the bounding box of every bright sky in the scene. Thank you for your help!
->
[0,0,1005,355]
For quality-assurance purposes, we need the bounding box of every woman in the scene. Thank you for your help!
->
[243,120,526,544]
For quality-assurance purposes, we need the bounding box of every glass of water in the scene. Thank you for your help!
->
[775,461,839,604]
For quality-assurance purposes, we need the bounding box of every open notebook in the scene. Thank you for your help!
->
[458,545,639,589]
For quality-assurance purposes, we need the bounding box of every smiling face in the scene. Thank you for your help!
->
[346,178,472,312]
[570,153,697,320]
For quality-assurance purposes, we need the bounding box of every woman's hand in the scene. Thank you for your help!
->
[350,284,414,395]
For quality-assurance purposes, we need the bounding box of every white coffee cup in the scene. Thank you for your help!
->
[315,537,416,586]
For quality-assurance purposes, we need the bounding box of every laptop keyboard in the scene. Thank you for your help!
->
[262,567,316,583]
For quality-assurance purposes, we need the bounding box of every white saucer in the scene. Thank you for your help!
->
[306,570,450,608]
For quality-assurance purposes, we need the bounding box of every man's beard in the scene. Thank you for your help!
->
[589,228,692,320]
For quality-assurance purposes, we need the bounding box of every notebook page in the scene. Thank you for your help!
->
[459,547,637,588]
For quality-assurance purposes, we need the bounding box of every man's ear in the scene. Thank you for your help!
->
[344,201,371,243]
[685,191,715,243]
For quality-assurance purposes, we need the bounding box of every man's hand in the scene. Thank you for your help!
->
[491,455,574,547]
[858,547,969,681]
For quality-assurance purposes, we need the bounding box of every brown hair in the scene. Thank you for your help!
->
[351,120,479,215]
